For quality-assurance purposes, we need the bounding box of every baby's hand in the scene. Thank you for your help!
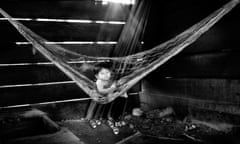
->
[111,82,117,88]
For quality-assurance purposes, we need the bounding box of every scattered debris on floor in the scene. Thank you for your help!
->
[1,107,240,144]
[122,107,240,143]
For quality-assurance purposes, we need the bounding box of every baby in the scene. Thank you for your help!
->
[94,67,128,102]
[95,67,116,94]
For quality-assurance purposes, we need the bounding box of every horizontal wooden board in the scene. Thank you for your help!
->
[0,64,142,90]
[0,21,123,42]
[144,78,240,103]
[0,44,114,64]
[0,83,88,107]
[0,64,99,86]
[142,78,240,114]
[0,1,130,21]
[0,65,69,85]
[150,52,240,78]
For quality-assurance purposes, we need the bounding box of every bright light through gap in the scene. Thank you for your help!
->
[15,41,118,45]
[95,0,135,5]
[0,18,125,24]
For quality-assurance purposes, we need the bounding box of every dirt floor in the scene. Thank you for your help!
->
[121,107,240,144]
[1,107,240,144]
[58,106,240,144]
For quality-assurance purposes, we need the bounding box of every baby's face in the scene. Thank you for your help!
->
[97,68,112,81]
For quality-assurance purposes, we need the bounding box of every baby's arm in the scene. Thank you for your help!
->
[96,81,116,94]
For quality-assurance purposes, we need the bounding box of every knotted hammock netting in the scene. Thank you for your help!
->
[0,0,239,104]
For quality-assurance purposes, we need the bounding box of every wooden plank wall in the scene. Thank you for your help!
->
[0,0,131,107]
[141,0,240,115]
[0,0,239,116]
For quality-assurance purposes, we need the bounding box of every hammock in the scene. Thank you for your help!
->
[0,0,239,104]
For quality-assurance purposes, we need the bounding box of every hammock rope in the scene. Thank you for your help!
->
[0,0,239,104]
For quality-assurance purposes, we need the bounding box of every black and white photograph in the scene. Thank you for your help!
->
[0,0,239,143]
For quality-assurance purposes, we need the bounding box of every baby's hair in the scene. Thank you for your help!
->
[93,62,113,75]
